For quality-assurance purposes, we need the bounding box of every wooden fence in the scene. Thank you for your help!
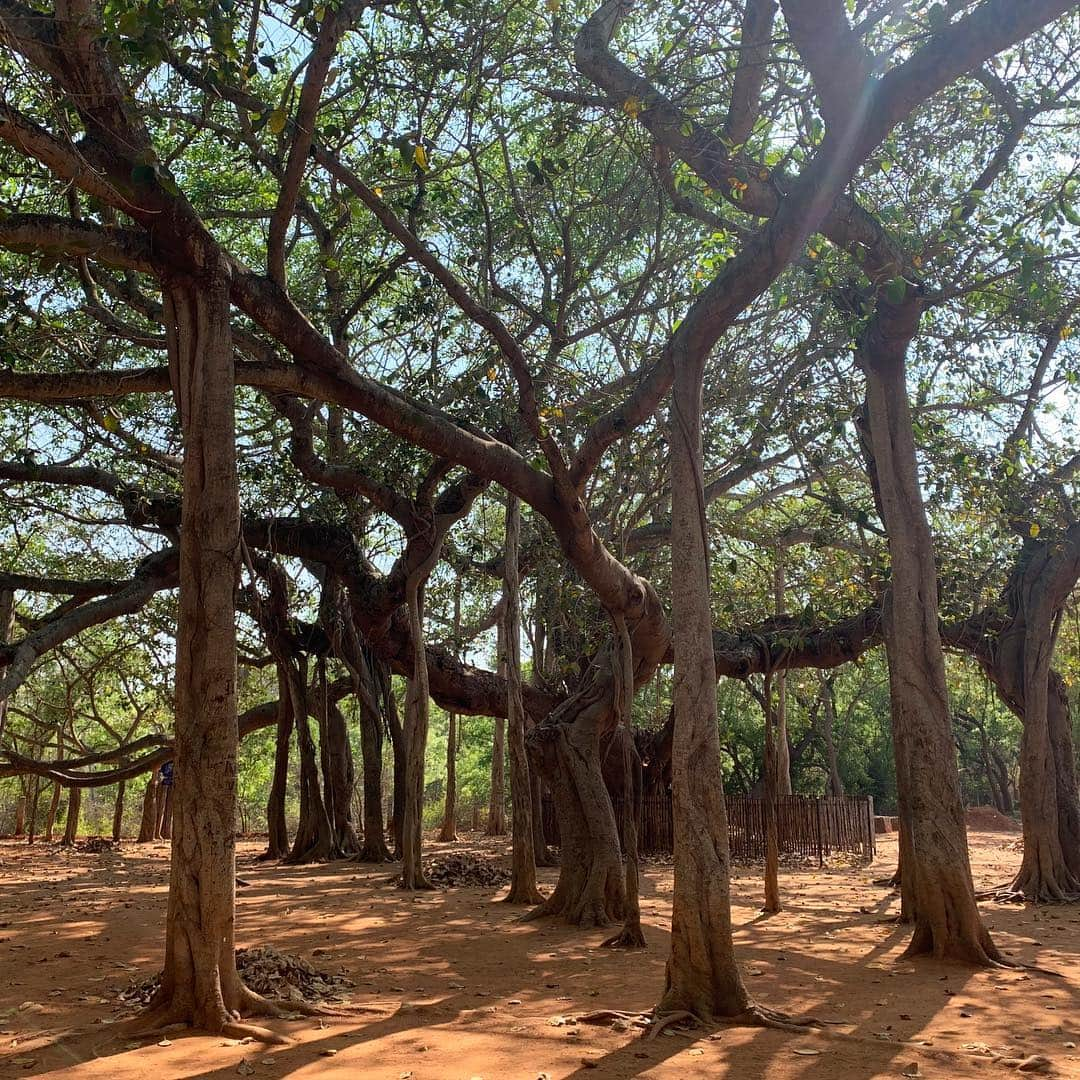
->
[542,793,875,864]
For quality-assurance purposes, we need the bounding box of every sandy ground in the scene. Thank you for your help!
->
[1,828,1078,1080]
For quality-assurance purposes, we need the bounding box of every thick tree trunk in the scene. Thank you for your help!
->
[13,794,26,837]
[138,267,274,1037]
[400,580,434,889]
[113,780,126,841]
[659,349,754,1019]
[62,785,81,846]
[439,711,459,843]
[860,295,1000,963]
[502,495,543,904]
[262,668,292,861]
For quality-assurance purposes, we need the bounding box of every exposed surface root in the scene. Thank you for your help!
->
[601,924,646,948]
[731,1005,823,1033]
[645,1011,697,1040]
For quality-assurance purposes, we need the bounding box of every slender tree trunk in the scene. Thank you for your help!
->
[26,776,40,843]
[286,659,337,864]
[62,785,81,846]
[0,587,13,747]
[439,583,462,843]
[488,624,507,836]
[113,780,126,841]
[138,266,273,1037]
[324,699,360,855]
[400,581,434,889]
[659,345,754,1019]
[761,674,781,914]
[819,675,844,797]
[773,557,792,796]
[160,786,174,840]
[503,495,543,904]
[384,662,406,859]
[45,782,62,841]
[262,667,292,860]
[356,676,392,862]
[439,712,459,842]
[860,294,1001,964]
[13,795,26,837]
[138,772,161,842]
[531,769,555,867]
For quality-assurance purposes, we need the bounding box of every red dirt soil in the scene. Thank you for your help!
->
[1,824,1078,1079]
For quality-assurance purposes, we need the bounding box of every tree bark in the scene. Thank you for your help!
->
[44,781,61,841]
[439,584,462,843]
[262,667,292,860]
[138,771,161,842]
[323,698,360,855]
[356,654,392,862]
[502,495,543,904]
[819,675,844,797]
[439,711,459,842]
[773,557,792,796]
[113,780,126,841]
[973,526,1080,900]
[860,293,1001,963]
[62,785,81,846]
[138,266,275,1037]
[760,674,781,915]
[400,580,434,889]
[488,622,507,836]
[659,342,753,1019]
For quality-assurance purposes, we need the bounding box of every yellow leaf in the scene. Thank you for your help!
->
[101,412,120,433]
[553,246,563,257]
[413,144,428,171]
[268,109,286,135]
[373,186,383,198]
[1029,523,1041,538]
[1062,326,1074,339]
[486,368,497,381]
[623,96,641,120]
[545,0,560,12]
[912,255,923,268]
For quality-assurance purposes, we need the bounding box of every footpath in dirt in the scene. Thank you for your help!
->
[1,826,1078,1079]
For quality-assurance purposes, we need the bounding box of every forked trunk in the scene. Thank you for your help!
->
[860,295,1000,963]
